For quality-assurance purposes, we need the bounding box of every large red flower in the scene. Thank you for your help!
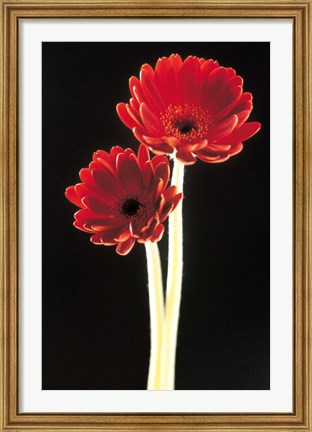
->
[65,145,182,255]
[117,54,261,165]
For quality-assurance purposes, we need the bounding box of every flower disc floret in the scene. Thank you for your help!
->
[65,145,182,255]
[116,54,261,165]
[160,103,212,145]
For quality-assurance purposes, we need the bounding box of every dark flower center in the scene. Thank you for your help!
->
[174,118,197,134]
[121,198,142,217]
[160,104,212,144]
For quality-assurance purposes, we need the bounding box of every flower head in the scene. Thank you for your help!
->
[117,54,261,165]
[65,145,182,255]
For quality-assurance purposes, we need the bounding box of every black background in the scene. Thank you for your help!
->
[42,42,270,390]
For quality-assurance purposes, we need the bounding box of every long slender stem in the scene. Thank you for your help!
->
[145,241,165,390]
[161,159,185,390]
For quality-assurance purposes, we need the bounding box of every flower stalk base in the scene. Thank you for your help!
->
[145,242,165,390]
[145,159,184,390]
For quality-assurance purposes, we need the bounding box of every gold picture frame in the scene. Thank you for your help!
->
[0,0,311,430]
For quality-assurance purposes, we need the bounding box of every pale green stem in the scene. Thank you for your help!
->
[161,159,185,390]
[145,241,165,390]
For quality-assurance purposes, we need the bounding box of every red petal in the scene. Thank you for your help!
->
[147,141,175,155]
[143,135,176,154]
[158,202,174,223]
[140,161,154,194]
[162,185,178,202]
[179,56,201,104]
[141,63,154,74]
[93,150,116,175]
[226,68,237,79]
[73,220,94,233]
[175,142,201,153]
[229,92,253,115]
[110,146,124,166]
[208,154,231,164]
[92,227,126,244]
[154,57,177,105]
[142,135,163,146]
[155,56,171,78]
[129,76,142,100]
[154,161,170,187]
[212,86,242,122]
[92,169,120,197]
[162,136,181,148]
[90,233,107,244]
[75,183,111,206]
[82,196,112,214]
[89,160,109,175]
[124,148,135,158]
[133,84,146,107]
[229,143,244,156]
[171,192,183,211]
[116,237,136,255]
[205,143,231,152]
[127,103,144,127]
[200,59,220,81]
[175,151,196,165]
[138,144,150,167]
[159,191,183,222]
[236,109,251,128]
[116,103,141,129]
[219,122,261,144]
[116,152,142,190]
[65,186,82,207]
[229,75,243,86]
[90,234,116,246]
[140,68,164,112]
[75,208,114,223]
[155,178,165,198]
[151,154,168,169]
[208,115,238,140]
[90,226,124,245]
[139,103,163,135]
[150,224,165,242]
[130,97,140,116]
[140,218,159,241]
[114,230,131,242]
[190,139,208,152]
[91,219,122,231]
[133,127,147,144]
[131,214,158,236]
[93,149,110,162]
[201,67,229,108]
[79,168,93,185]
[168,54,183,74]
[196,150,221,163]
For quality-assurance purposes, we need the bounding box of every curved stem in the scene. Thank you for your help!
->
[145,241,165,390]
[161,159,185,390]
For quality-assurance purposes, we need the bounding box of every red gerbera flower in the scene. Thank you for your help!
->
[117,54,261,165]
[65,145,182,255]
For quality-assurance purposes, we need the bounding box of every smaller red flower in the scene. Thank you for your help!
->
[65,145,182,255]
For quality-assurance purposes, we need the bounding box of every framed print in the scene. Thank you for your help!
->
[0,1,311,431]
